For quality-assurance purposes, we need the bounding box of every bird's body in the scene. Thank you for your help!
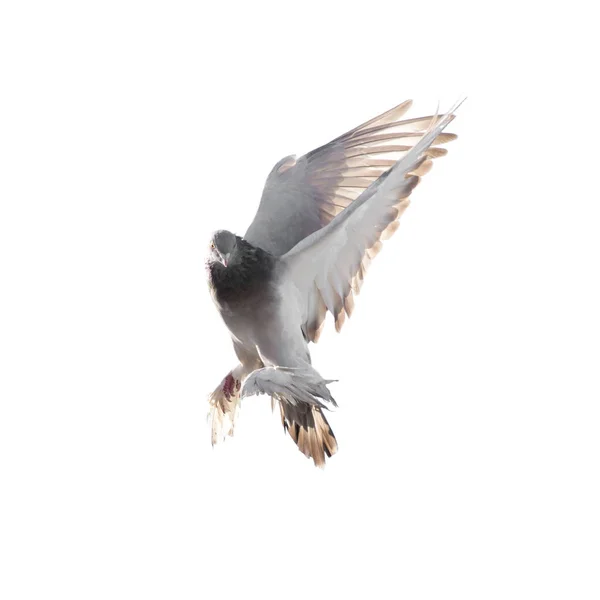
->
[208,239,313,375]
[206,99,463,466]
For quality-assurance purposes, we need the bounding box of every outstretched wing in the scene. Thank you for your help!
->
[244,100,457,256]
[281,102,462,343]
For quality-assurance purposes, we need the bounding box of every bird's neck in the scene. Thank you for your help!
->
[208,241,276,305]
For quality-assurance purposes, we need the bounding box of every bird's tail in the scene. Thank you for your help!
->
[277,400,338,468]
[240,365,338,467]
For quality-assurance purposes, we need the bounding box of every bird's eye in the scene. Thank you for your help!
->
[210,241,215,250]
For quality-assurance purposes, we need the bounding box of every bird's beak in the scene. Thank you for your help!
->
[221,252,229,267]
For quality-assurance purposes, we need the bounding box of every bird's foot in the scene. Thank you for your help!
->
[222,372,241,400]
[208,371,242,445]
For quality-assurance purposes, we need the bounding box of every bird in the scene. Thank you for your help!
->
[206,98,462,467]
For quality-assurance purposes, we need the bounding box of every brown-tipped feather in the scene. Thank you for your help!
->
[345,157,397,168]
[278,401,338,468]
[344,291,355,317]
[409,158,434,177]
[346,144,423,158]
[380,219,400,241]
[347,99,413,134]
[425,147,448,158]
[335,309,346,333]
[298,102,459,345]
[367,240,383,259]
[333,167,387,178]
[434,132,457,144]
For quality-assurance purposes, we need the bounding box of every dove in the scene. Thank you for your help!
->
[206,99,462,466]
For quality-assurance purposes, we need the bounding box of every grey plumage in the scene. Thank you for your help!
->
[208,234,276,307]
[206,99,463,467]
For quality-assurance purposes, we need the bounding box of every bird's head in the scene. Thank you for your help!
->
[208,229,238,268]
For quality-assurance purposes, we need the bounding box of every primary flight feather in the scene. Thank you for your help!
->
[206,99,462,467]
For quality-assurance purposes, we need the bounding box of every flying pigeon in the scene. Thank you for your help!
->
[206,99,462,467]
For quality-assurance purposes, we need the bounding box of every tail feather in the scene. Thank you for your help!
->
[241,365,338,467]
[279,401,338,468]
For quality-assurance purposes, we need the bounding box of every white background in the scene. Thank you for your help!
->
[1,1,598,598]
